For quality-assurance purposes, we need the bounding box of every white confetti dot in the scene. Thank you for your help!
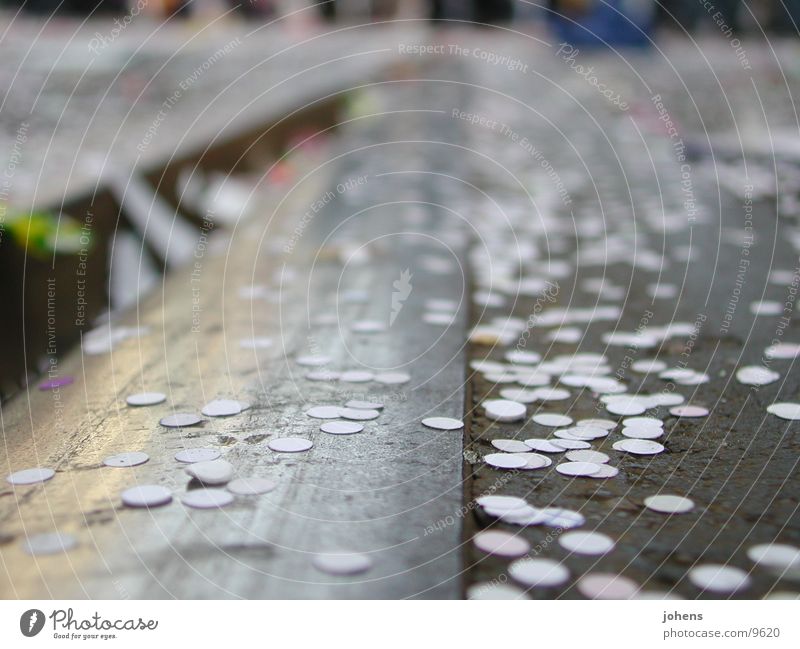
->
[485,453,528,469]
[423,312,455,325]
[509,558,569,588]
[422,417,463,430]
[321,420,365,435]
[467,583,529,600]
[524,438,566,453]
[688,564,751,593]
[473,530,530,557]
[736,366,780,386]
[491,439,530,453]
[652,393,685,407]
[751,300,783,316]
[6,467,55,485]
[578,573,639,599]
[226,478,277,495]
[121,485,172,508]
[747,543,800,570]
[374,372,411,385]
[644,494,695,514]
[22,532,77,556]
[559,530,615,555]
[566,450,610,464]
[765,343,800,360]
[126,392,166,406]
[622,426,664,439]
[551,438,592,450]
[587,464,619,479]
[268,437,313,453]
[532,413,573,427]
[239,337,272,349]
[296,354,332,367]
[631,359,667,373]
[476,495,528,511]
[505,350,541,364]
[345,399,384,410]
[606,398,647,416]
[305,405,342,419]
[181,489,234,509]
[623,416,663,428]
[306,370,340,382]
[312,552,373,575]
[160,413,202,428]
[669,405,709,418]
[174,448,221,463]
[185,459,234,485]
[613,439,665,455]
[339,408,380,421]
[201,399,242,417]
[499,388,539,403]
[340,370,374,383]
[555,425,608,441]
[577,418,617,430]
[103,452,149,468]
[556,461,602,477]
[514,453,553,470]
[484,399,526,422]
[766,402,800,420]
[351,320,386,333]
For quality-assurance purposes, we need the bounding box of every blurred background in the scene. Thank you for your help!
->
[1,0,799,394]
